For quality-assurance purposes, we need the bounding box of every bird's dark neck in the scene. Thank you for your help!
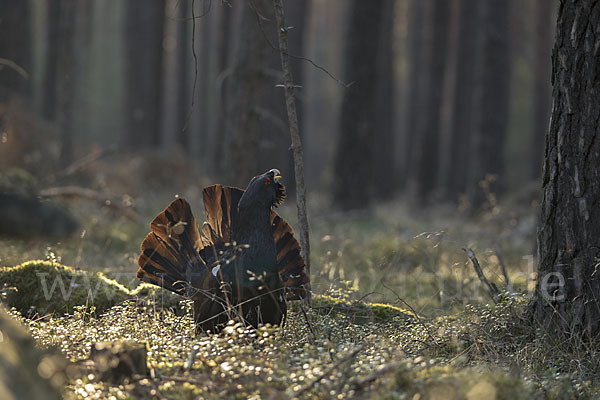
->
[230,205,277,280]
[233,205,272,243]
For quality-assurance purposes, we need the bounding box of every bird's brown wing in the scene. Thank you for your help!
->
[271,212,310,300]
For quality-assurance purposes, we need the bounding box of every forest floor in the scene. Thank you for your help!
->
[1,159,599,399]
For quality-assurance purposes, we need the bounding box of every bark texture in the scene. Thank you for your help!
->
[529,0,600,338]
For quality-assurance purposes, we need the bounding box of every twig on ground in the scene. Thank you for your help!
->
[184,344,199,370]
[382,281,441,348]
[350,361,402,392]
[495,244,511,287]
[463,247,500,303]
[295,344,365,397]
[55,146,115,179]
[299,301,317,341]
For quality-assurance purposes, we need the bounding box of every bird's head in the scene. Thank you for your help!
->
[238,169,286,211]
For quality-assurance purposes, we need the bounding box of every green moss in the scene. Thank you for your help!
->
[130,282,186,312]
[308,293,414,323]
[0,168,38,195]
[0,260,129,316]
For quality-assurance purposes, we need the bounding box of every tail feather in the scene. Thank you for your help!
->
[202,185,244,244]
[137,199,207,296]
[201,222,221,247]
[271,213,310,300]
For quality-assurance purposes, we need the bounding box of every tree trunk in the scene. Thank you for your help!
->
[56,0,77,167]
[160,0,187,150]
[529,0,600,339]
[332,0,385,210]
[0,0,31,100]
[203,3,233,176]
[372,0,396,200]
[444,0,479,202]
[221,0,272,188]
[467,0,510,209]
[124,0,164,148]
[412,0,450,203]
[530,0,554,180]
[400,0,425,189]
[42,0,61,121]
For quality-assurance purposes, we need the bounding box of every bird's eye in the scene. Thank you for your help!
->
[264,177,271,187]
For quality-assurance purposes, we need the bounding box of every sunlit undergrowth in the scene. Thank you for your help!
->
[7,290,595,399]
[1,176,598,398]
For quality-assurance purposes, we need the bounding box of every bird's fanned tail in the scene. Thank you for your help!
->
[271,213,310,300]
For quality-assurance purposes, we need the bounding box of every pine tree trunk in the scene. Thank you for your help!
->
[0,0,31,100]
[56,0,77,167]
[443,0,478,201]
[160,0,187,149]
[401,0,425,188]
[529,0,600,339]
[333,0,385,210]
[412,0,449,203]
[221,0,271,188]
[204,3,233,176]
[42,0,60,121]
[530,0,554,180]
[372,0,396,200]
[124,0,164,148]
[467,0,510,209]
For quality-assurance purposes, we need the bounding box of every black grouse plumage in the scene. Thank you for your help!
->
[136,169,309,333]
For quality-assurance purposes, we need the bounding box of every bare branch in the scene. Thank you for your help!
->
[463,247,501,303]
[0,58,29,80]
[295,344,365,396]
[273,0,311,303]
[495,244,511,287]
[250,0,349,88]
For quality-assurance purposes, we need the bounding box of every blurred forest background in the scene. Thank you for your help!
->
[0,0,556,212]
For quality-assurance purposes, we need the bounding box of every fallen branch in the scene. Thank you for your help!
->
[57,146,116,179]
[495,244,511,287]
[299,302,317,341]
[350,361,402,392]
[382,282,440,348]
[463,247,500,303]
[295,344,365,397]
[39,186,139,221]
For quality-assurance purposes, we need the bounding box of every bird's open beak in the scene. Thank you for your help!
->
[269,169,282,181]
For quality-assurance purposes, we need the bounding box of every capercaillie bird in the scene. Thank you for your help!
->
[136,169,309,333]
